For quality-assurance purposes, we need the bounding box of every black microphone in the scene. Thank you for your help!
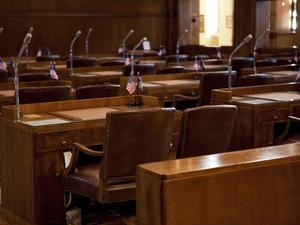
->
[176,29,189,56]
[15,33,33,122]
[228,34,253,89]
[121,29,134,58]
[253,28,270,74]
[85,28,93,56]
[130,37,147,76]
[69,30,82,76]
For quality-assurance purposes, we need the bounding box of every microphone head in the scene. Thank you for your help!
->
[185,29,189,33]
[0,27,3,32]
[88,28,93,32]
[130,29,134,34]
[244,34,253,43]
[142,37,147,42]
[23,33,33,45]
[266,28,271,32]
[75,30,82,37]
[28,27,34,33]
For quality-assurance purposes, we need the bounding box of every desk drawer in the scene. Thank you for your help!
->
[256,107,290,124]
[37,127,104,152]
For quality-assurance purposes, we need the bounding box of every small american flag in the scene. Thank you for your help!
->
[37,48,42,57]
[126,75,136,94]
[0,58,7,70]
[49,64,59,80]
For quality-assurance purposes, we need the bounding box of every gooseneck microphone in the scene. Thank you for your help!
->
[121,29,134,58]
[130,37,147,76]
[85,28,93,56]
[25,27,34,68]
[14,33,33,122]
[253,28,270,74]
[176,29,189,62]
[69,30,82,76]
[228,34,253,89]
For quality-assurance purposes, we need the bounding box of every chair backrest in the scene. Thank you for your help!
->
[36,55,61,62]
[177,105,237,158]
[0,70,8,83]
[100,108,175,183]
[199,71,236,105]
[19,73,50,82]
[99,59,125,67]
[156,66,185,74]
[165,54,189,63]
[241,73,273,86]
[231,57,254,86]
[66,57,97,68]
[76,84,120,99]
[123,63,156,76]
[19,85,70,104]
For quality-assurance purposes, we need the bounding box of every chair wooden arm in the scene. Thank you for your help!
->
[274,116,300,144]
[63,142,104,176]
[73,142,104,157]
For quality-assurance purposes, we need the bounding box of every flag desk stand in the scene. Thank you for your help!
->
[127,94,143,107]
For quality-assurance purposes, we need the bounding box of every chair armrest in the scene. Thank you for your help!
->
[73,142,104,157]
[63,142,104,176]
[274,116,300,144]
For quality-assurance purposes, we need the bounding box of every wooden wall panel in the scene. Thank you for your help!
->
[0,0,175,57]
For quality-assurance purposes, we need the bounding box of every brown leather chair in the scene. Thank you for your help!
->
[156,66,185,74]
[64,108,175,203]
[76,84,121,99]
[66,57,97,68]
[173,71,237,109]
[231,57,254,86]
[165,54,189,63]
[99,58,125,67]
[36,55,61,62]
[241,73,272,86]
[19,73,50,82]
[177,105,237,158]
[0,69,8,83]
[19,85,70,104]
[123,63,156,76]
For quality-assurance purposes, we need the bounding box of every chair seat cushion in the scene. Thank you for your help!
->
[64,163,100,200]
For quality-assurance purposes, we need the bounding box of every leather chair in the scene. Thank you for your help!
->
[19,73,50,82]
[19,85,70,104]
[156,66,185,74]
[173,71,236,110]
[36,55,61,62]
[0,69,8,83]
[165,54,189,63]
[177,105,237,158]
[123,63,156,76]
[231,57,254,86]
[63,108,175,203]
[66,57,97,68]
[76,84,121,99]
[241,73,272,86]
[99,58,125,67]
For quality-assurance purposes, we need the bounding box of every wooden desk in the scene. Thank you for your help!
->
[0,96,159,225]
[211,83,300,149]
[71,70,123,88]
[137,143,300,225]
[120,72,203,106]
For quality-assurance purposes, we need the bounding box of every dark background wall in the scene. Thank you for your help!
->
[0,0,177,57]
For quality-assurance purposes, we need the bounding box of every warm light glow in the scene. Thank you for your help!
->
[205,0,219,35]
